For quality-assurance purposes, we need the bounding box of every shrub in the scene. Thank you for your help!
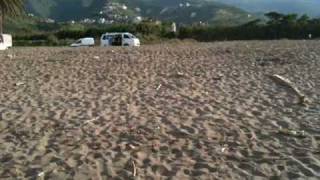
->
[47,34,59,46]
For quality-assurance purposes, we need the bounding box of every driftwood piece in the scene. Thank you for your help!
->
[269,74,309,105]
[15,81,25,86]
[82,117,99,126]
[131,160,137,177]
[278,128,307,138]
[156,84,162,91]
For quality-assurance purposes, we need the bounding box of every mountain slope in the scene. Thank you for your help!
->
[26,0,105,21]
[213,0,320,17]
[25,0,254,25]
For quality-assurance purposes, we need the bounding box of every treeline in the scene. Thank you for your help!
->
[13,12,320,46]
[178,12,320,41]
[13,21,174,46]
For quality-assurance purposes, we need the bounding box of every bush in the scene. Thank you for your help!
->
[140,34,162,44]
[13,40,47,46]
[136,21,162,35]
[47,34,59,46]
[13,33,48,41]
[55,30,85,39]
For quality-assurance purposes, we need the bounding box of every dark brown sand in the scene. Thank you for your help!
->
[0,40,320,179]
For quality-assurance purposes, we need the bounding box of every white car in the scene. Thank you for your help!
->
[100,32,140,47]
[70,37,95,47]
[0,34,12,50]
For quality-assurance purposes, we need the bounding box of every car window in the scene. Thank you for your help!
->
[102,35,108,40]
[124,34,130,39]
[76,40,81,44]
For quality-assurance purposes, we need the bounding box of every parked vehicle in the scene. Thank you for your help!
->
[70,37,95,47]
[0,34,12,50]
[100,32,140,47]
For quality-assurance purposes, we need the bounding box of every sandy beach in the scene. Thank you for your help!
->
[0,40,319,179]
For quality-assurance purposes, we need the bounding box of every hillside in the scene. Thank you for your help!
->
[214,0,320,17]
[25,0,254,25]
[26,0,105,21]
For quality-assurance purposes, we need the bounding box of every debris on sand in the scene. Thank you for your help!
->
[38,172,45,177]
[129,144,136,150]
[269,74,310,105]
[131,160,137,177]
[37,132,51,152]
[278,128,307,138]
[93,56,100,60]
[194,68,206,76]
[6,54,14,59]
[176,71,185,77]
[156,84,162,91]
[213,74,223,80]
[256,57,288,66]
[82,117,99,126]
[221,145,228,153]
[151,141,161,152]
[171,71,186,78]
[15,81,25,86]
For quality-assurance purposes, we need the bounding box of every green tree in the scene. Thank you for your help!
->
[281,14,298,25]
[265,12,284,25]
[0,0,25,34]
[242,19,261,27]
[136,20,161,35]
[298,14,310,25]
[308,18,320,25]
